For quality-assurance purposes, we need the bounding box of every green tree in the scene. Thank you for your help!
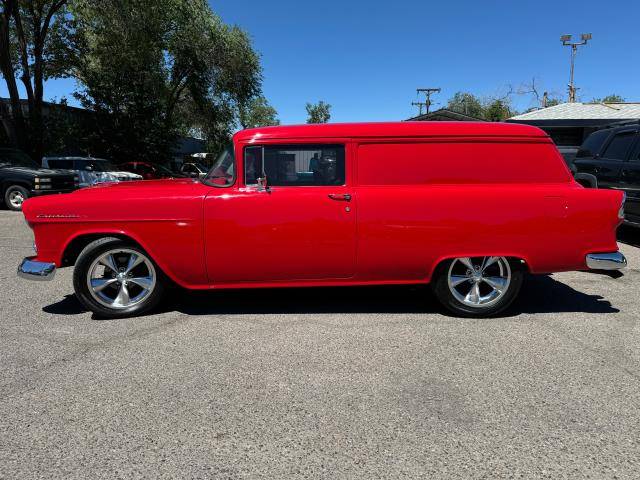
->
[483,99,513,122]
[592,94,625,103]
[446,92,484,118]
[64,0,262,163]
[239,96,280,129]
[306,100,331,124]
[0,0,70,158]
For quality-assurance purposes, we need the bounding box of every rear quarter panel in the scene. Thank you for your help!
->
[355,183,622,281]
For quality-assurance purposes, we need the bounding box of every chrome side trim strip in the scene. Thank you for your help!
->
[586,252,627,270]
[17,257,56,281]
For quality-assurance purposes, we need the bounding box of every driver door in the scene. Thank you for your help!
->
[204,142,356,284]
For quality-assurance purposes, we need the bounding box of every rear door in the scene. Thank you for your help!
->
[622,137,640,222]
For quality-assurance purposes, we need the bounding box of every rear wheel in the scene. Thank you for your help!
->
[73,237,165,318]
[432,256,523,317]
[4,185,29,211]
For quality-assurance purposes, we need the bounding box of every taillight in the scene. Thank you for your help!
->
[619,192,626,220]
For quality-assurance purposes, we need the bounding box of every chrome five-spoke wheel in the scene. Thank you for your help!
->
[87,248,157,309]
[447,256,511,308]
[432,255,522,317]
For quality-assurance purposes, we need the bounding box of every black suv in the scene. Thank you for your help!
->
[574,122,640,226]
[0,148,79,211]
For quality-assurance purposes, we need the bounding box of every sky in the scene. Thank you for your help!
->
[3,0,639,124]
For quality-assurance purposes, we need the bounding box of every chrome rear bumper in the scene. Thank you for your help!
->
[17,257,56,281]
[586,252,627,270]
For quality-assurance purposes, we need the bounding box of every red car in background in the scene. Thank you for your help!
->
[118,161,186,180]
[18,122,626,319]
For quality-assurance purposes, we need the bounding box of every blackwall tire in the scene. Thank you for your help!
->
[432,256,523,318]
[73,237,165,318]
[4,185,29,211]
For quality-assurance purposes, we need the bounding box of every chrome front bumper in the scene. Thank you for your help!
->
[586,252,627,270]
[17,257,56,281]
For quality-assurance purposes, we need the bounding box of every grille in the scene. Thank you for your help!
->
[50,177,77,191]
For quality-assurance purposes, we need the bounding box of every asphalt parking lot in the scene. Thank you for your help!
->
[1,210,640,479]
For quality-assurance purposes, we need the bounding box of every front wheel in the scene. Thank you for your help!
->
[73,237,165,318]
[432,256,523,317]
[4,185,29,211]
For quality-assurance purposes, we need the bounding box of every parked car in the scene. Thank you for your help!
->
[0,148,78,211]
[42,157,142,187]
[118,161,186,180]
[180,162,208,178]
[18,122,626,319]
[573,121,640,227]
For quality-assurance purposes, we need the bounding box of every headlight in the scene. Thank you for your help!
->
[34,177,52,183]
[38,184,52,190]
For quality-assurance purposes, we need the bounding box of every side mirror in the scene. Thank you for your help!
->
[188,171,198,178]
[257,176,270,192]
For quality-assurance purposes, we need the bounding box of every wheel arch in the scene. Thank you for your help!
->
[574,172,598,188]
[2,180,32,196]
[428,254,531,282]
[59,230,184,287]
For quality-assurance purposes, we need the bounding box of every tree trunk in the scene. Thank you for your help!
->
[0,2,27,149]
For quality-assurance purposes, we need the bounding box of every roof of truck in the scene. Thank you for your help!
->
[235,121,548,142]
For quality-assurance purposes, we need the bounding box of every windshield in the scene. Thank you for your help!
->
[194,162,208,172]
[156,164,183,177]
[83,159,116,172]
[203,146,235,187]
[0,149,39,169]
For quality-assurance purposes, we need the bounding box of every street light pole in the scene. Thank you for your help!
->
[561,33,592,103]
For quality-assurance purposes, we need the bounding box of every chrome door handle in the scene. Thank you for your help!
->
[328,193,352,202]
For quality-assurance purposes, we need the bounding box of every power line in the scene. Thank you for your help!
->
[412,88,441,115]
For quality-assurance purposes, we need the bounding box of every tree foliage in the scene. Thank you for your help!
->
[61,0,262,162]
[483,99,513,122]
[239,96,279,129]
[446,92,485,119]
[591,94,625,103]
[306,100,331,124]
[446,91,513,121]
[0,0,268,162]
[0,0,69,158]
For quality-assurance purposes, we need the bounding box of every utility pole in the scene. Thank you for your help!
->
[412,88,441,116]
[560,33,592,103]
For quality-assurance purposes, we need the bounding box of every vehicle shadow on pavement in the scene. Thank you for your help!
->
[618,225,640,248]
[169,274,619,317]
[509,274,619,315]
[42,275,619,318]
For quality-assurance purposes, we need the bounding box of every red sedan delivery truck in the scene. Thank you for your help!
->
[19,122,626,318]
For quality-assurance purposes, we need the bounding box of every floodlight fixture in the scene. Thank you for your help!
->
[560,33,593,102]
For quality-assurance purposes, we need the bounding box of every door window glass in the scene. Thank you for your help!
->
[47,159,74,169]
[576,130,610,158]
[245,145,345,186]
[601,132,636,160]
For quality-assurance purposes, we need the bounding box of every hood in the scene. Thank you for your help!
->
[22,177,208,223]
[78,177,197,191]
[0,165,75,177]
